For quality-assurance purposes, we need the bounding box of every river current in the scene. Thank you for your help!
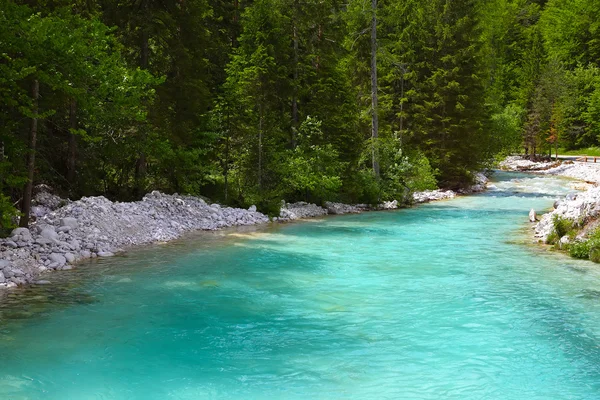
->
[1,172,600,399]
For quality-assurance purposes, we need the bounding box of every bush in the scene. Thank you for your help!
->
[546,231,559,245]
[589,247,600,263]
[568,240,591,259]
[282,117,344,202]
[358,138,438,204]
[0,193,19,237]
[553,215,575,238]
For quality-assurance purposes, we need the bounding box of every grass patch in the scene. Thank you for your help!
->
[557,147,600,157]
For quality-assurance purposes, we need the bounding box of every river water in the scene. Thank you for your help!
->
[1,172,600,399]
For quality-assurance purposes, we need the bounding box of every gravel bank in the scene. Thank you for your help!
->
[0,191,269,288]
[0,174,490,289]
[500,156,600,243]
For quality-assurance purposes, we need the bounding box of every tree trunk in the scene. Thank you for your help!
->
[67,98,77,185]
[224,117,231,202]
[258,102,263,191]
[135,27,149,197]
[398,66,405,145]
[20,79,39,228]
[371,0,379,177]
[140,30,149,69]
[292,16,299,148]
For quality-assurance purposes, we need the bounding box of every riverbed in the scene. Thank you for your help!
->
[1,172,600,399]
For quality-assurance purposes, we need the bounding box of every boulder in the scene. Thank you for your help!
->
[0,260,10,269]
[0,271,5,283]
[10,227,32,240]
[64,252,76,263]
[559,235,571,249]
[40,227,59,241]
[97,251,115,257]
[324,202,361,215]
[60,217,78,229]
[8,268,25,277]
[49,253,67,266]
[249,205,257,212]
[529,209,537,223]
[35,238,53,245]
[10,277,26,286]
[381,200,398,210]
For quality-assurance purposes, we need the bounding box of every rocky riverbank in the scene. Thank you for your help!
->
[0,191,269,288]
[276,172,489,221]
[500,156,600,248]
[500,156,600,183]
[0,174,490,289]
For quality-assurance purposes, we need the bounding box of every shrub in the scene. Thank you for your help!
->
[568,240,591,259]
[589,247,600,263]
[0,193,19,237]
[553,215,575,238]
[546,231,559,245]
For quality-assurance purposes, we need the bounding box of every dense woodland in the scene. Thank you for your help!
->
[1,0,599,230]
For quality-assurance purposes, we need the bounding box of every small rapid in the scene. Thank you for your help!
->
[1,171,599,399]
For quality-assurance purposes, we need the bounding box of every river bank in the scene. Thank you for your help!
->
[500,156,600,257]
[0,174,489,288]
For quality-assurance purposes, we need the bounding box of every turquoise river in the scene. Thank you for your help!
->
[1,172,600,399]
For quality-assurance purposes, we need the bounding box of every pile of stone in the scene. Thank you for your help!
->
[324,202,363,215]
[500,155,600,184]
[277,201,329,221]
[413,190,457,204]
[535,188,600,243]
[0,191,269,288]
[499,156,560,171]
[461,172,489,193]
[540,163,600,184]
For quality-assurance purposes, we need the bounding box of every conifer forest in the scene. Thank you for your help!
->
[1,0,599,229]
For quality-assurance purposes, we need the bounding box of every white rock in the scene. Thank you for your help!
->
[40,228,59,241]
[381,200,398,210]
[324,202,362,215]
[279,202,328,221]
[49,253,66,266]
[529,209,537,223]
[10,227,32,240]
[559,235,571,249]
[64,253,76,263]
[413,190,456,204]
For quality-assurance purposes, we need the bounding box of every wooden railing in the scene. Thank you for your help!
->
[576,156,599,163]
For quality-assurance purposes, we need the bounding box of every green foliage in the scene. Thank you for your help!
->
[553,215,575,238]
[3,0,600,213]
[589,246,600,263]
[0,194,19,235]
[282,117,344,202]
[547,215,576,245]
[546,231,559,246]
[568,240,591,259]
